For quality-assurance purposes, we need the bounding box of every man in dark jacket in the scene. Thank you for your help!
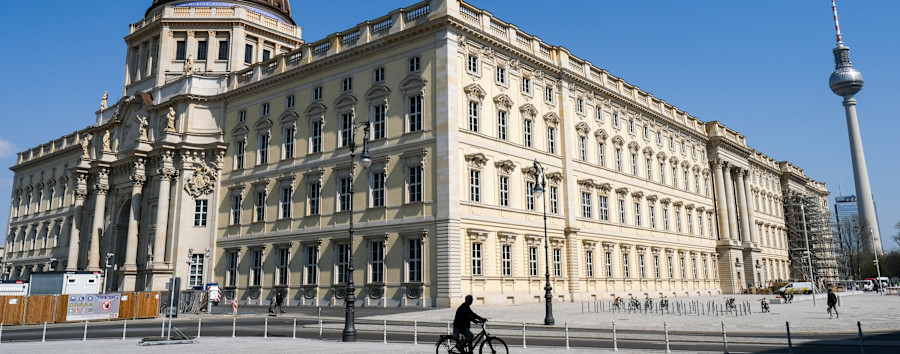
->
[827,288,839,319]
[453,295,486,352]
[274,291,285,315]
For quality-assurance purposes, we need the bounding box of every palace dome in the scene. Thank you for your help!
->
[146,0,295,25]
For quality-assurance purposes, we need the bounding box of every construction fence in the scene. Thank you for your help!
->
[0,291,161,326]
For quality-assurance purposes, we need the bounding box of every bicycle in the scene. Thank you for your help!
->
[724,297,736,312]
[612,296,623,311]
[659,296,669,311]
[436,322,508,354]
[628,296,640,311]
[759,298,770,313]
[644,296,654,311]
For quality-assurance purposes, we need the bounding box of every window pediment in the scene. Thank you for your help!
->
[465,153,488,169]
[231,124,249,136]
[254,118,273,131]
[279,110,299,126]
[543,112,560,126]
[305,102,327,117]
[365,85,391,101]
[400,74,427,92]
[464,83,486,102]
[519,103,538,119]
[494,159,516,174]
[333,94,357,111]
[595,129,608,141]
[575,122,590,135]
[493,94,513,110]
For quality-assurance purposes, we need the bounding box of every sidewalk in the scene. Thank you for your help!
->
[1,337,664,354]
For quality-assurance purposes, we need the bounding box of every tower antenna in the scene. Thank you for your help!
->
[832,0,844,45]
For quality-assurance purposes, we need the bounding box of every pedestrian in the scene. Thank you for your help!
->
[275,291,285,315]
[827,288,839,319]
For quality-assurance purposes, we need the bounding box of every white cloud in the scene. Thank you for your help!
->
[0,138,16,157]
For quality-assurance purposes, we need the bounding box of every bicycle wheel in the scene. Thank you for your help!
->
[436,336,462,354]
[479,337,508,354]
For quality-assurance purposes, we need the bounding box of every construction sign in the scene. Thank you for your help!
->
[66,294,121,321]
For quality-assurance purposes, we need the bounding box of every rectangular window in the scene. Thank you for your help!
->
[218,40,229,60]
[340,113,352,147]
[407,239,423,282]
[692,257,698,279]
[262,49,271,61]
[522,77,531,94]
[579,137,587,161]
[581,192,592,218]
[622,253,630,278]
[280,187,292,219]
[680,257,686,279]
[313,86,322,101]
[239,109,247,122]
[370,241,384,283]
[654,255,661,278]
[599,195,609,221]
[286,94,295,109]
[523,119,533,147]
[699,215,705,236]
[598,143,605,167]
[230,195,241,225]
[639,254,646,278]
[276,248,289,286]
[496,66,506,84]
[373,67,385,83]
[612,113,619,127]
[529,247,538,276]
[469,170,481,202]
[605,252,613,277]
[467,54,478,73]
[339,177,351,211]
[336,244,350,283]
[408,56,420,72]
[235,139,245,169]
[342,77,352,92]
[649,205,656,229]
[372,104,386,139]
[686,211,693,234]
[501,245,512,276]
[250,250,263,286]
[255,191,266,222]
[283,127,295,159]
[672,167,678,186]
[553,248,562,277]
[659,162,665,183]
[631,153,638,176]
[497,111,507,140]
[615,149,622,172]
[618,199,626,224]
[684,171,689,190]
[244,44,253,63]
[257,133,269,165]
[176,40,187,60]
[576,98,584,113]
[643,125,649,139]
[189,254,204,287]
[628,119,635,134]
[703,259,709,278]
[586,250,594,277]
[305,246,318,284]
[472,243,483,275]
[194,199,208,227]
[308,182,320,215]
[676,210,682,232]
[634,202,641,226]
[550,186,559,214]
[371,171,385,207]
[408,95,423,132]
[547,127,556,154]
[499,176,509,207]
[667,256,674,278]
[197,40,208,60]
[545,87,553,103]
[663,207,670,230]
[468,101,479,132]
[408,166,423,202]
[526,181,535,210]
[226,252,238,287]
[646,158,652,179]
[310,121,322,153]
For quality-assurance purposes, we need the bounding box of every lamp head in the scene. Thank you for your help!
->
[359,152,372,168]
[533,182,544,199]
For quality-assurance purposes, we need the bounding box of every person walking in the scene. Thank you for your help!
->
[827,288,839,319]
[274,291,286,316]
[453,295,486,352]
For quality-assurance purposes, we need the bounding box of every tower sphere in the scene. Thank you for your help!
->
[829,47,863,97]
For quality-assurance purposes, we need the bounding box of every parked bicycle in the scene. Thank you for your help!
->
[628,296,641,311]
[760,298,770,313]
[436,322,508,354]
[725,297,736,312]
[612,296,623,311]
[644,295,654,311]
[659,296,669,311]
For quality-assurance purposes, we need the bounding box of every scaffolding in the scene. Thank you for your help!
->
[783,195,840,289]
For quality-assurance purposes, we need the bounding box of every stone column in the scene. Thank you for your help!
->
[136,42,145,81]
[86,168,110,272]
[723,165,740,241]
[122,172,146,290]
[152,167,177,269]
[146,37,157,77]
[743,174,758,245]
[65,179,88,271]
[713,161,730,241]
[735,169,751,245]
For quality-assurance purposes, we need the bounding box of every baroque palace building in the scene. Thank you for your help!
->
[5,0,832,307]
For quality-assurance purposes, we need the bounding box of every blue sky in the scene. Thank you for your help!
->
[1,1,898,250]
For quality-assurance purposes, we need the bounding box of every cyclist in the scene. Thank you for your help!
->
[453,295,487,352]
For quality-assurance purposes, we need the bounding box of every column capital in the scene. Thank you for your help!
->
[74,188,89,200]
[130,174,147,187]
[93,183,110,195]
[157,167,179,181]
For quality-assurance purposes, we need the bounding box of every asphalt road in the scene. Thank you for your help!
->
[3,316,900,353]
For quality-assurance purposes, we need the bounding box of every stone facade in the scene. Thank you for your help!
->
[5,0,831,307]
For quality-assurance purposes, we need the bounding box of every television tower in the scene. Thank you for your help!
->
[828,1,882,254]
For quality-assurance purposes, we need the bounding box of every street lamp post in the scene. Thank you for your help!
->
[342,121,372,342]
[532,159,555,326]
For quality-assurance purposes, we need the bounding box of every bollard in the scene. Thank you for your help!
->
[197,318,202,338]
[293,318,297,339]
[123,319,127,340]
[264,317,268,338]
[383,320,387,344]
[1,322,3,343]
[857,321,865,354]
[83,321,88,341]
[447,321,451,335]
[582,302,585,313]
[612,321,618,352]
[664,321,670,353]
[42,322,47,343]
[786,321,793,354]
[232,317,236,338]
[565,321,570,349]
[319,308,323,339]
[161,319,165,337]
[414,321,418,345]
[522,322,527,349]
[721,321,728,354]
